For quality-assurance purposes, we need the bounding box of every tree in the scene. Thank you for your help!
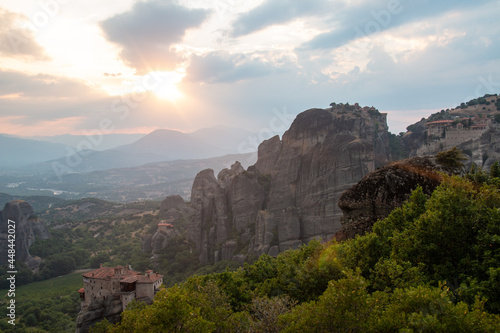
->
[490,161,500,178]
[89,252,110,268]
[436,147,467,170]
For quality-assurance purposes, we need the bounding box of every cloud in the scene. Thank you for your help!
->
[0,69,115,131]
[100,0,210,74]
[301,0,495,50]
[0,8,49,60]
[230,0,330,37]
[0,70,97,99]
[186,51,280,83]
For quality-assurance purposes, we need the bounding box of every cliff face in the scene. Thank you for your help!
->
[261,109,390,249]
[336,155,462,240]
[0,200,50,269]
[162,107,391,264]
[75,298,123,333]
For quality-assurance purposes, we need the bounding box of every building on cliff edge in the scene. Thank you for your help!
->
[77,265,163,310]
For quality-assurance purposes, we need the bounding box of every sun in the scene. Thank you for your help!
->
[148,71,185,101]
[153,82,183,101]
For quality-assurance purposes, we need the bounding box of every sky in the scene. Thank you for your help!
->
[0,0,499,137]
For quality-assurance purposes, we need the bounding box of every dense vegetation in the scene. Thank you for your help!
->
[0,272,83,332]
[0,198,199,290]
[388,132,409,160]
[91,170,500,332]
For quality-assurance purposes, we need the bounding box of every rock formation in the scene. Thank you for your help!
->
[0,200,50,269]
[142,195,193,256]
[156,106,391,264]
[336,155,462,240]
[75,297,123,333]
[151,223,180,254]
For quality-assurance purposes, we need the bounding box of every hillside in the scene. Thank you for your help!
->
[96,174,500,332]
[395,94,500,164]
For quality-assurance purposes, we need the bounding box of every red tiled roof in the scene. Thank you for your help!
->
[158,223,174,227]
[136,273,163,284]
[120,273,163,284]
[82,266,140,280]
[120,276,139,284]
[82,266,162,284]
[78,287,85,293]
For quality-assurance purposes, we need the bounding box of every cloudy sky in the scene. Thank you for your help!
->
[0,0,499,137]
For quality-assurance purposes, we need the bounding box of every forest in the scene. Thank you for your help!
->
[90,170,500,332]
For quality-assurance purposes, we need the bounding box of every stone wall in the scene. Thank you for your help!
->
[417,127,488,156]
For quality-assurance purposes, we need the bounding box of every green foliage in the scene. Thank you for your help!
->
[157,237,200,285]
[17,170,500,332]
[90,252,111,268]
[428,109,452,121]
[108,282,233,333]
[0,272,82,332]
[436,147,467,169]
[38,254,76,279]
[490,161,500,178]
[388,132,409,161]
[98,175,500,331]
[282,270,373,332]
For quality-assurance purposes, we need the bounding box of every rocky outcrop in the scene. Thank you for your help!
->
[180,106,391,263]
[159,195,185,218]
[0,200,50,269]
[336,155,462,240]
[151,225,180,254]
[75,298,123,333]
[143,195,192,255]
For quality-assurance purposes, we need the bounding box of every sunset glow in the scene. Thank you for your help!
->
[0,1,497,135]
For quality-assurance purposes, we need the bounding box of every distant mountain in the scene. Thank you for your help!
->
[29,148,164,174]
[27,126,258,174]
[112,128,226,160]
[0,135,69,168]
[26,133,147,151]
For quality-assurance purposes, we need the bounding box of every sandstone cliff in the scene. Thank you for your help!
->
[0,200,50,269]
[155,106,391,264]
[336,155,462,240]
